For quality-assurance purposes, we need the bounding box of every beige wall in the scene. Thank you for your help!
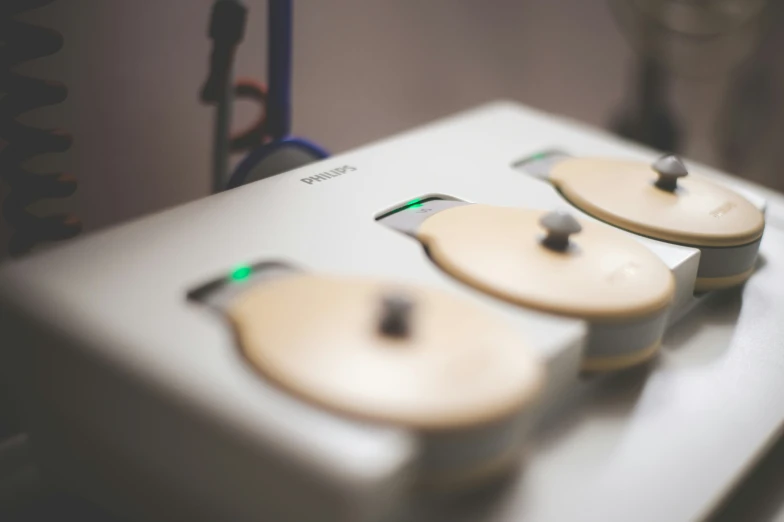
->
[3,1,782,253]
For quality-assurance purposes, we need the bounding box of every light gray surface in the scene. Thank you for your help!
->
[0,102,782,521]
[695,237,763,279]
[586,308,670,359]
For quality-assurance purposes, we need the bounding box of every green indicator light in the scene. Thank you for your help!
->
[375,197,434,220]
[230,265,252,282]
[530,152,549,161]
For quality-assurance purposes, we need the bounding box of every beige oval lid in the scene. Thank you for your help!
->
[227,274,544,431]
[550,157,765,247]
[417,205,675,320]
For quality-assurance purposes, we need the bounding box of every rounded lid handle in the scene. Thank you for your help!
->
[378,292,414,338]
[653,154,688,192]
[539,211,582,252]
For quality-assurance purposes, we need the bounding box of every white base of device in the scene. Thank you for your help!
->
[1,101,784,522]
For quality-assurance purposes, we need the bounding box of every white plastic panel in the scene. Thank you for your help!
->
[0,101,781,522]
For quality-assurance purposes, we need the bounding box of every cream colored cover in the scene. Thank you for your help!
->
[228,274,544,430]
[418,205,675,321]
[551,158,764,248]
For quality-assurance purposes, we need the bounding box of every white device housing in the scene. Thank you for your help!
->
[2,102,784,522]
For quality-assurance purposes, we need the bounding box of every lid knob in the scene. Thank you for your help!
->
[653,154,688,192]
[539,211,582,252]
[378,293,414,338]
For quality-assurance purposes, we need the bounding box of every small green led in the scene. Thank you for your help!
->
[230,265,253,282]
[406,198,423,209]
[530,152,549,161]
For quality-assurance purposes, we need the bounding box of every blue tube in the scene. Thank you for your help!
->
[267,0,292,141]
[227,0,331,190]
[227,137,329,189]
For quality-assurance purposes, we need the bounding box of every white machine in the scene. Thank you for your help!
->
[1,101,784,522]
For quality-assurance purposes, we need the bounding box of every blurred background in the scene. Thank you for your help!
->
[2,1,784,520]
[1,0,783,256]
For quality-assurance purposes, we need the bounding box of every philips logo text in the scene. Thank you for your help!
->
[301,165,357,185]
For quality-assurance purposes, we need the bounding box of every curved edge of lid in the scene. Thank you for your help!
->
[227,274,547,431]
[417,205,676,322]
[550,158,765,248]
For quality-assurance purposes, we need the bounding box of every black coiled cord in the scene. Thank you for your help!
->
[0,0,80,256]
